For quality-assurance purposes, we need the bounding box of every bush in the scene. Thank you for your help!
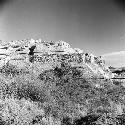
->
[0,63,20,77]
[0,97,45,125]
[0,59,125,125]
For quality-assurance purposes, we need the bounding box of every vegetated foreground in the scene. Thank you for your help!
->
[0,39,124,125]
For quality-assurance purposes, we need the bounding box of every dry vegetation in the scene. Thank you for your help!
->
[0,62,125,125]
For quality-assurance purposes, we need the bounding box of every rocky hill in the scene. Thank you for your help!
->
[0,39,125,125]
[0,38,113,79]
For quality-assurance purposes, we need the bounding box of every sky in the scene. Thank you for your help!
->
[102,51,125,67]
[0,0,125,56]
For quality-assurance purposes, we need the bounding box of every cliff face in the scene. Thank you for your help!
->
[0,39,112,79]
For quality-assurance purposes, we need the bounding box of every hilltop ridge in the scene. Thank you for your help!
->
[0,38,113,79]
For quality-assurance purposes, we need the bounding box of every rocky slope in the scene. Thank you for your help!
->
[0,38,113,79]
[0,39,123,125]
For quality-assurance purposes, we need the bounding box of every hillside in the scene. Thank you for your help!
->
[0,39,124,125]
[0,39,113,79]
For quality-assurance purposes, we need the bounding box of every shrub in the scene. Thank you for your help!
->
[0,97,45,125]
[0,63,21,77]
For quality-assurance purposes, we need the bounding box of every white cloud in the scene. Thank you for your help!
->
[102,51,125,57]
[102,51,125,67]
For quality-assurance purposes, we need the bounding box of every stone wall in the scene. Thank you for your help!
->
[32,53,84,64]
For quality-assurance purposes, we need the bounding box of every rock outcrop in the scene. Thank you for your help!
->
[0,39,113,79]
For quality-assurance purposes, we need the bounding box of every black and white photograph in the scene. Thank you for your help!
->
[0,0,125,124]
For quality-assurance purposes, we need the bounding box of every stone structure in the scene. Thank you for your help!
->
[0,39,113,79]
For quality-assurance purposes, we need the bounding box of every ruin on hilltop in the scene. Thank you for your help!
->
[0,39,113,79]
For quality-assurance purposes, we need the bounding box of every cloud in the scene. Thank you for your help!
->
[102,51,125,57]
[102,51,125,67]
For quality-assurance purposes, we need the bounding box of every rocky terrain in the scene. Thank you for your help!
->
[0,39,113,79]
[0,39,124,125]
